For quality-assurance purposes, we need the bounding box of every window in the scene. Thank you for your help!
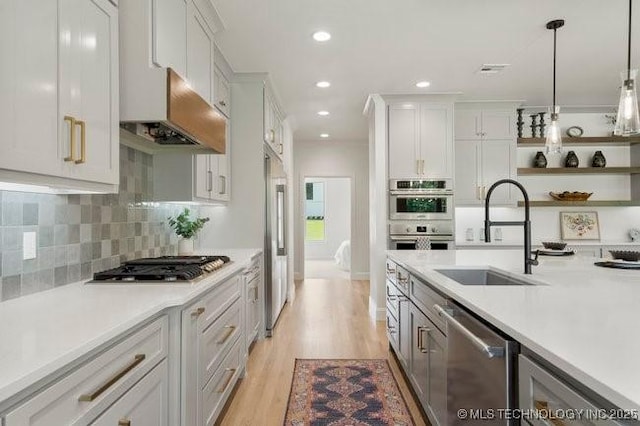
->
[305,181,325,241]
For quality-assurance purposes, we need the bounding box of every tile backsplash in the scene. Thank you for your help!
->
[0,146,192,302]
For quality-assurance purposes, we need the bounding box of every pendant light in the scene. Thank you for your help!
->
[614,0,640,136]
[545,19,565,154]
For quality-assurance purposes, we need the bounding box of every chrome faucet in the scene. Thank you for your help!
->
[484,179,538,274]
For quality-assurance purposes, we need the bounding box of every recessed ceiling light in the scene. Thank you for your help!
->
[312,31,331,42]
[317,110,330,116]
[416,81,431,88]
[320,133,330,138]
[316,81,331,88]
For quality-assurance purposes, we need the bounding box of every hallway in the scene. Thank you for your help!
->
[218,278,427,425]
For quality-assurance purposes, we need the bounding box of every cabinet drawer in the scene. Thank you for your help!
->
[386,280,399,318]
[90,359,168,426]
[201,337,242,426]
[385,259,398,284]
[409,275,446,333]
[188,274,241,331]
[200,297,242,389]
[6,316,168,426]
[395,265,410,295]
[519,355,626,426]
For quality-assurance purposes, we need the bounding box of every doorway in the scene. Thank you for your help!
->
[304,177,352,279]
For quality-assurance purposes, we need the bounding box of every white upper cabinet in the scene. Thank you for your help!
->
[214,66,231,117]
[388,103,421,178]
[153,117,230,204]
[65,0,119,185]
[152,0,187,77]
[264,88,284,158]
[455,109,514,140]
[388,101,453,179]
[186,2,215,104]
[454,103,519,206]
[0,0,119,192]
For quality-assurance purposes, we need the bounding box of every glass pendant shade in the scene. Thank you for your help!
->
[545,106,562,154]
[614,69,640,136]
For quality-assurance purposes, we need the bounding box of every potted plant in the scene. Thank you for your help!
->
[168,208,210,255]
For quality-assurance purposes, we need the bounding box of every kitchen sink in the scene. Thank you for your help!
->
[434,268,535,286]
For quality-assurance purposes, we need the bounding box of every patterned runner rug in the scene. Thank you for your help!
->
[284,359,415,425]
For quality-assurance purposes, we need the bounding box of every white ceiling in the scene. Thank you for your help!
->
[212,0,635,143]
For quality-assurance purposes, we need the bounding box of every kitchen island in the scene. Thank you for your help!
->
[387,249,640,414]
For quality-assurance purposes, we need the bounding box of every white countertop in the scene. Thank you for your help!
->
[0,249,261,405]
[456,240,640,247]
[387,249,640,411]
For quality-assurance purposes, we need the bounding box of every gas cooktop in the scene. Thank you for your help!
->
[93,255,231,282]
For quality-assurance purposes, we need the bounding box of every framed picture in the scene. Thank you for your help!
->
[560,211,600,240]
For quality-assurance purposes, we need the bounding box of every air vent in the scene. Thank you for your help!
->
[477,64,510,74]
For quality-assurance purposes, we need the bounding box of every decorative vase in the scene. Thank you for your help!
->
[178,238,194,255]
[592,150,606,167]
[533,151,548,168]
[564,151,579,168]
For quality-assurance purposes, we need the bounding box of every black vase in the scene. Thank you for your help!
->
[592,150,606,167]
[533,151,548,168]
[565,151,579,168]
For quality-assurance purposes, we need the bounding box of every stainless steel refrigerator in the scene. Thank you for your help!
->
[264,146,288,336]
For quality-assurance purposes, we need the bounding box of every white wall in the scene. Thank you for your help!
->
[294,141,369,280]
[304,178,351,260]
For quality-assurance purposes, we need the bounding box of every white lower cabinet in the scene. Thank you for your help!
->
[519,355,626,426]
[244,256,263,351]
[181,273,245,426]
[90,359,168,426]
[4,316,168,426]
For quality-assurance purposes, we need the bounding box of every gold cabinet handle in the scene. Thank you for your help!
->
[476,186,481,200]
[417,327,431,353]
[63,115,76,162]
[74,120,86,164]
[217,325,236,344]
[118,420,131,426]
[218,175,226,195]
[534,400,565,426]
[216,368,236,393]
[206,170,213,192]
[78,354,146,402]
[191,307,205,317]
[481,185,486,200]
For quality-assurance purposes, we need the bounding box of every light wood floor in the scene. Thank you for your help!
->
[217,278,428,426]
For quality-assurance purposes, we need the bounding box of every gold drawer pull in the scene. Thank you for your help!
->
[118,420,131,426]
[78,354,146,402]
[63,115,76,162]
[217,325,236,344]
[216,368,236,393]
[191,307,205,317]
[534,400,565,426]
[75,119,86,164]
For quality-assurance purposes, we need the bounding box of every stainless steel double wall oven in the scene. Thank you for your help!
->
[389,179,455,250]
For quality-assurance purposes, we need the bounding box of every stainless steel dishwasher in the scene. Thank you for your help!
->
[434,302,519,426]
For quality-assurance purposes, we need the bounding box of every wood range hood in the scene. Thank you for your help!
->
[120,69,226,154]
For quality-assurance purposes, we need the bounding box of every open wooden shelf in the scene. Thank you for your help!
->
[518,167,640,175]
[517,136,640,146]
[518,200,640,207]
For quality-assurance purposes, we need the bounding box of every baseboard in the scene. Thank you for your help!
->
[369,297,386,322]
[351,272,369,280]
